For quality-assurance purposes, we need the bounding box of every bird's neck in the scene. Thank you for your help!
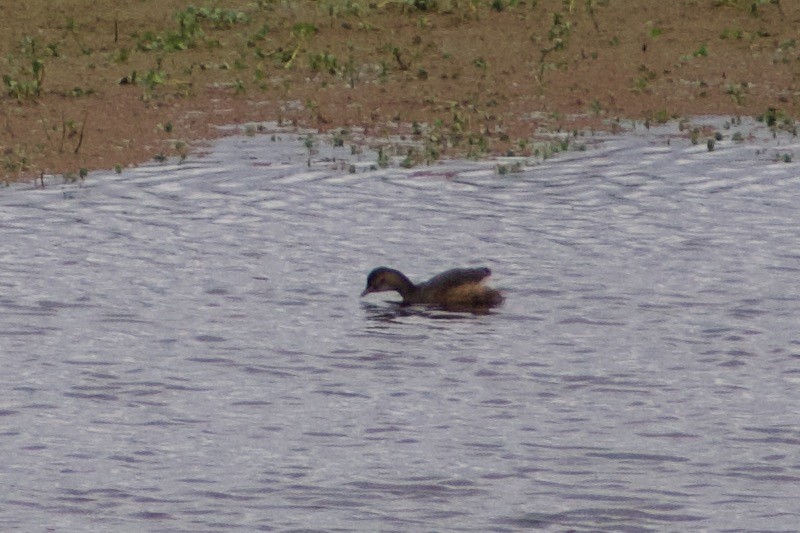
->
[392,271,417,300]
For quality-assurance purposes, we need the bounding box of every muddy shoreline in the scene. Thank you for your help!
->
[2,0,799,183]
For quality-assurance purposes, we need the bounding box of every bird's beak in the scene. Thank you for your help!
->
[360,287,372,297]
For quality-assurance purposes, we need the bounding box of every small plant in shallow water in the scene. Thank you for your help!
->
[756,107,797,136]
[400,148,418,168]
[377,146,390,168]
[303,134,316,151]
[496,161,523,175]
[757,107,778,126]
[422,139,440,163]
[175,141,188,161]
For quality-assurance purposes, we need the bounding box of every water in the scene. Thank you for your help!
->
[1,119,799,532]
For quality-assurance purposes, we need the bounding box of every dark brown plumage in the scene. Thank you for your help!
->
[360,266,503,311]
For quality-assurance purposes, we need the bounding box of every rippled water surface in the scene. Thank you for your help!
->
[2,119,799,532]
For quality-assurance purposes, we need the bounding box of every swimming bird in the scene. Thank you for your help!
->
[360,266,503,311]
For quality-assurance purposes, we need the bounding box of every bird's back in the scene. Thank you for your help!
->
[420,267,492,292]
[413,267,501,310]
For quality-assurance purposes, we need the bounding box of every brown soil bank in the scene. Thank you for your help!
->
[2,0,799,182]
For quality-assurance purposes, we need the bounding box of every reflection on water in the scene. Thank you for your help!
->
[361,300,495,322]
[1,119,799,531]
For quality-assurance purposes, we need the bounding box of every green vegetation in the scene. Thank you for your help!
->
[3,37,47,100]
[756,107,797,137]
[137,6,249,52]
[712,0,783,16]
[538,11,572,79]
[726,83,747,105]
[633,65,657,93]
[680,43,709,63]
